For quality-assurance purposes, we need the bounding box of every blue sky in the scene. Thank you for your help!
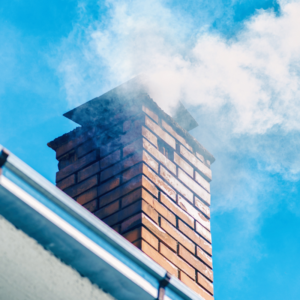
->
[1,1,300,299]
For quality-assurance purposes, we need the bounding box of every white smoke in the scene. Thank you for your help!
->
[57,0,300,134]
[55,0,300,187]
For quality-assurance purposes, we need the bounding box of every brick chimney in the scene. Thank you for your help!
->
[48,78,215,300]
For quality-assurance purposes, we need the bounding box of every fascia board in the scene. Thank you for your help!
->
[0,173,158,300]
[2,150,167,278]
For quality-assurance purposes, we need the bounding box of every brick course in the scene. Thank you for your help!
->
[178,195,211,232]
[180,271,213,300]
[179,145,212,180]
[138,240,178,276]
[145,116,176,149]
[56,150,98,182]
[160,166,193,203]
[174,152,194,177]
[56,174,75,190]
[178,245,213,282]
[160,193,194,228]
[76,187,97,205]
[77,161,100,182]
[162,120,193,152]
[64,175,98,198]
[123,226,159,250]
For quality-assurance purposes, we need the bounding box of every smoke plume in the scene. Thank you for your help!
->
[55,0,300,211]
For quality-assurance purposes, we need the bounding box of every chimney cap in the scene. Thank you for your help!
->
[63,77,198,132]
[60,77,215,163]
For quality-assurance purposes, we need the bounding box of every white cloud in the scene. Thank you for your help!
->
[56,0,300,134]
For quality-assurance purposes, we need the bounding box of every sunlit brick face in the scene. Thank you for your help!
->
[48,96,215,300]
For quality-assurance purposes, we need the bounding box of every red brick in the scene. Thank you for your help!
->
[174,152,193,178]
[178,195,211,232]
[141,189,176,227]
[123,202,159,230]
[123,138,143,157]
[178,220,212,255]
[143,151,159,173]
[100,151,143,182]
[103,200,158,228]
[142,106,159,123]
[122,163,143,183]
[100,200,141,227]
[160,166,193,203]
[160,193,194,228]
[98,176,120,196]
[99,175,143,207]
[143,138,176,174]
[83,199,98,212]
[161,120,193,152]
[139,240,178,277]
[178,245,213,282]
[64,175,98,198]
[122,156,158,183]
[132,239,142,248]
[56,174,75,190]
[99,127,139,158]
[56,151,97,182]
[104,174,159,207]
[145,116,176,149]
[197,272,214,295]
[195,197,210,219]
[121,213,177,252]
[77,161,100,182]
[122,227,142,242]
[160,217,195,254]
[100,150,121,170]
[180,271,214,300]
[77,139,96,158]
[58,151,77,170]
[142,216,177,251]
[76,187,97,205]
[197,246,213,269]
[144,165,176,201]
[141,174,160,198]
[121,213,142,232]
[160,243,195,279]
[121,188,143,208]
[112,224,120,233]
[195,221,212,243]
[195,171,210,193]
[179,145,212,181]
[95,200,120,219]
[56,134,88,159]
[178,169,211,205]
[142,126,158,148]
[123,226,159,250]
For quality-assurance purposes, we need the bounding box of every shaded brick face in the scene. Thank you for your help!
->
[49,103,214,299]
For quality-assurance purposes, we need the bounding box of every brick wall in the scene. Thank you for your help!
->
[48,100,215,300]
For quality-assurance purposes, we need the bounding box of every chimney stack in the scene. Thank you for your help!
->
[48,78,215,300]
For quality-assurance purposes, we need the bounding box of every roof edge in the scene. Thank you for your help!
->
[0,145,206,300]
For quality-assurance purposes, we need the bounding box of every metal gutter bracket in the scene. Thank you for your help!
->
[0,148,9,167]
[157,272,172,300]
